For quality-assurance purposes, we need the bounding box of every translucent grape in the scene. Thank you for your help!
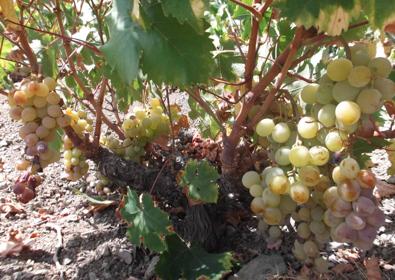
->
[309,220,326,235]
[356,116,375,138]
[263,207,282,225]
[293,240,307,261]
[15,159,30,171]
[352,196,376,217]
[271,122,291,143]
[262,188,281,207]
[339,157,360,179]
[47,104,63,118]
[274,146,291,166]
[350,45,370,66]
[311,206,324,221]
[335,101,361,126]
[47,92,61,105]
[332,81,360,102]
[316,82,334,104]
[327,58,353,81]
[315,175,330,192]
[298,207,311,221]
[366,207,385,228]
[333,222,357,242]
[42,116,56,129]
[300,83,319,104]
[289,146,310,167]
[331,198,352,218]
[298,165,321,187]
[337,180,361,202]
[303,240,319,258]
[268,226,282,240]
[9,106,22,120]
[24,133,39,147]
[263,167,285,187]
[289,182,310,204]
[13,90,27,105]
[35,126,50,139]
[249,184,263,197]
[279,196,297,214]
[323,209,343,227]
[242,171,261,188]
[373,77,395,100]
[297,222,311,239]
[43,77,57,91]
[357,225,376,244]
[348,66,371,88]
[325,131,343,152]
[309,146,330,166]
[345,212,366,230]
[356,170,376,189]
[369,57,392,78]
[269,175,289,195]
[256,118,275,137]
[314,257,329,273]
[317,104,336,127]
[356,88,382,114]
[297,117,319,139]
[21,107,37,122]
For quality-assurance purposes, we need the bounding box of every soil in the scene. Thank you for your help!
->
[0,94,394,280]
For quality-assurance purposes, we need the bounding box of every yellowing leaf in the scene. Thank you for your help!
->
[0,0,21,31]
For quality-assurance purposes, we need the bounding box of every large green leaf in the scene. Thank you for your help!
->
[180,159,220,203]
[101,0,142,84]
[160,0,208,33]
[121,188,171,252]
[156,234,233,280]
[275,0,395,35]
[139,1,215,86]
[102,0,215,86]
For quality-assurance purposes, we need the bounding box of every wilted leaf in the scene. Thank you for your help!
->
[0,201,25,216]
[365,257,382,280]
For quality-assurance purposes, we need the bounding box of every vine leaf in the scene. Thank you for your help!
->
[160,0,208,34]
[139,0,215,86]
[352,137,390,166]
[121,188,171,252]
[155,234,233,280]
[101,0,142,85]
[180,160,220,203]
[102,0,215,86]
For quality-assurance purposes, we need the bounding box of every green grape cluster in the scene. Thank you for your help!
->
[62,108,92,181]
[102,98,170,161]
[8,77,62,201]
[244,43,391,271]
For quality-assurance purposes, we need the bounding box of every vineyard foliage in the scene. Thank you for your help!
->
[1,0,395,279]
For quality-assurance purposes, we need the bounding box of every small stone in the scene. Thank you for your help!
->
[386,176,395,184]
[118,249,133,264]
[33,269,49,275]
[68,239,81,247]
[232,254,286,280]
[103,272,111,279]
[0,140,10,147]
[144,256,160,280]
[0,181,8,190]
[63,257,72,265]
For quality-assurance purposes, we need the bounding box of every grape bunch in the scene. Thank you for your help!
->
[243,43,391,271]
[62,109,92,181]
[102,98,170,161]
[8,77,63,202]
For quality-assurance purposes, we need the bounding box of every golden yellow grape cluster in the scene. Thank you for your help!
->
[9,78,63,173]
[62,109,93,181]
[102,98,170,161]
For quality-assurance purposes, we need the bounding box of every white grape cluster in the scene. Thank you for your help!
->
[243,43,392,271]
[62,109,92,181]
[102,98,170,161]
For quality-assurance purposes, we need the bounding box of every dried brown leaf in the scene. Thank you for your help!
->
[0,202,25,216]
[0,230,37,258]
[375,180,395,199]
[332,263,355,274]
[365,257,382,280]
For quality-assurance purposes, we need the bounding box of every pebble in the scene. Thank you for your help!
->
[231,254,286,280]
[63,257,72,265]
[118,249,133,264]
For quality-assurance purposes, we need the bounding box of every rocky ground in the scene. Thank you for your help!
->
[0,93,394,280]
